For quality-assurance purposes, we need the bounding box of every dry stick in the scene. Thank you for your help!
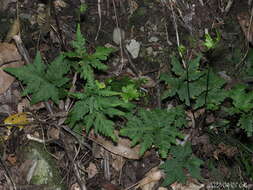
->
[64,72,77,112]
[0,158,16,190]
[235,7,253,70]
[95,0,102,40]
[112,0,125,76]
[224,0,233,13]
[51,0,67,51]
[62,133,87,190]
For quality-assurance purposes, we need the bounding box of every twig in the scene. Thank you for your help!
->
[61,133,87,190]
[51,0,67,51]
[0,158,16,190]
[95,0,102,40]
[112,0,124,75]
[12,35,32,65]
[224,0,233,13]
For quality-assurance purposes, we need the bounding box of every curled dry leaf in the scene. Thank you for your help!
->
[171,180,204,190]
[89,130,141,159]
[135,167,164,190]
[158,188,168,190]
[213,143,238,160]
[0,43,23,94]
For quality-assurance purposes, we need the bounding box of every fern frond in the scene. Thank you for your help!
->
[5,52,69,104]
[120,107,186,158]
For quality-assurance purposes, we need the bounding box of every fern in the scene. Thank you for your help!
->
[160,55,227,110]
[4,52,69,104]
[160,143,204,186]
[65,24,114,86]
[120,106,186,158]
[227,84,253,136]
[67,85,134,141]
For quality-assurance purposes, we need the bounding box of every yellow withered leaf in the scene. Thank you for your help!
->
[4,112,31,129]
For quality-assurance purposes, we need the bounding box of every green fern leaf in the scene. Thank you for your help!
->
[120,107,186,158]
[160,143,204,186]
[4,52,69,104]
[67,86,134,141]
[238,113,253,137]
[71,24,86,57]
[161,56,227,109]
[229,84,253,112]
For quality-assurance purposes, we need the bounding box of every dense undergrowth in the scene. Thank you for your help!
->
[4,24,253,185]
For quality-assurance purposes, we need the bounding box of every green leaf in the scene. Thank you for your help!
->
[238,113,253,137]
[66,85,134,141]
[120,107,186,158]
[160,143,204,186]
[171,56,184,76]
[71,24,86,57]
[4,52,69,104]
[160,56,227,110]
[229,84,253,112]
[121,84,140,102]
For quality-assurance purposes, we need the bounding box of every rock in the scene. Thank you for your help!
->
[112,27,125,45]
[148,36,159,42]
[18,141,65,189]
[126,39,140,59]
[146,47,153,56]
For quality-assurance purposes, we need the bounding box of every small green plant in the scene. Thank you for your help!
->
[226,84,253,137]
[160,143,204,186]
[120,106,186,158]
[5,24,132,141]
[106,76,145,102]
[64,24,134,140]
[160,55,227,110]
[4,53,70,104]
[64,24,114,87]
[203,30,221,50]
[66,84,134,141]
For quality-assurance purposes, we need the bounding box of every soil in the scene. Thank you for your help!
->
[0,0,253,189]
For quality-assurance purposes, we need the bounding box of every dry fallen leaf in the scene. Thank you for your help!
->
[47,127,60,140]
[213,143,238,160]
[111,154,126,171]
[0,43,23,94]
[6,154,17,165]
[171,178,204,190]
[89,130,141,160]
[135,167,163,190]
[86,162,98,179]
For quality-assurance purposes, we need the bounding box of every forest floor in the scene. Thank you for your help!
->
[0,0,253,190]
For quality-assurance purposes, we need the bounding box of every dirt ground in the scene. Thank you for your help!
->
[0,0,253,189]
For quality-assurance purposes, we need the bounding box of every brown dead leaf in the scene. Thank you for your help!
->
[213,143,238,160]
[0,43,23,94]
[101,183,120,190]
[89,130,140,159]
[135,167,163,190]
[47,127,60,140]
[6,154,17,165]
[237,12,253,44]
[171,179,204,190]
[0,0,14,12]
[86,162,98,179]
[112,154,126,171]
